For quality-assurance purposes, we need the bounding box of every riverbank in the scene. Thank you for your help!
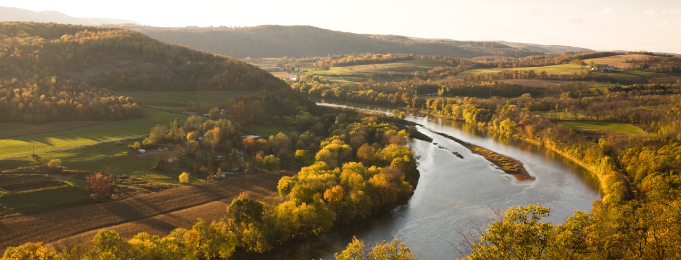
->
[408,107,619,196]
[320,103,534,182]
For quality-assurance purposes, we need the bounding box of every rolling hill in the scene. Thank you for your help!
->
[130,25,546,59]
[494,41,594,54]
[0,22,288,123]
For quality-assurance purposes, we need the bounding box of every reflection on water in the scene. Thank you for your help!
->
[277,101,602,260]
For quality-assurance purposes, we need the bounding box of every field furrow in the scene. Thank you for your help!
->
[0,173,287,251]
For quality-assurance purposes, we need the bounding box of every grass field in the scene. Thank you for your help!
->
[556,121,647,136]
[0,122,76,136]
[0,138,200,184]
[0,184,89,212]
[117,90,259,105]
[145,105,186,111]
[256,66,280,72]
[461,64,588,75]
[345,60,447,73]
[309,60,448,76]
[0,108,187,158]
[584,54,652,69]
[270,71,294,79]
[308,67,358,76]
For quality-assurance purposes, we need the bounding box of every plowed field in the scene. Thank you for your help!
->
[0,173,288,251]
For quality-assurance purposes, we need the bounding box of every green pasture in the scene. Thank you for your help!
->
[308,67,358,76]
[117,90,260,105]
[256,66,280,72]
[0,183,89,214]
[346,60,447,73]
[461,64,588,75]
[0,108,187,158]
[146,105,186,111]
[0,139,200,184]
[0,122,75,136]
[556,121,647,136]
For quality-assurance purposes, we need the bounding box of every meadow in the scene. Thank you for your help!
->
[460,63,588,75]
[584,54,650,69]
[0,107,188,158]
[344,59,447,73]
[308,59,448,76]
[555,120,647,136]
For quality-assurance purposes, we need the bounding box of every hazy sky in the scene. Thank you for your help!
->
[2,0,681,53]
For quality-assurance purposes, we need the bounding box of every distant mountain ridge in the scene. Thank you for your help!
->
[128,25,550,59]
[0,6,595,58]
[493,41,594,54]
[0,6,138,25]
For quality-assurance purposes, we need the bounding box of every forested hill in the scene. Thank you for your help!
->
[0,22,284,91]
[131,25,545,59]
[0,22,287,123]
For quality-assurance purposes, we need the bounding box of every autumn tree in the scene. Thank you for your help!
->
[2,242,56,260]
[335,237,414,260]
[86,173,112,200]
[295,149,310,166]
[357,143,376,166]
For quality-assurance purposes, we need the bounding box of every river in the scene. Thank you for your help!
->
[278,102,602,260]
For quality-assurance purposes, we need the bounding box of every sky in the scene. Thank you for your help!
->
[2,0,681,53]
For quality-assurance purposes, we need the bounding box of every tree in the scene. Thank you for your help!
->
[86,173,112,200]
[183,219,238,259]
[258,155,280,172]
[335,237,414,260]
[227,193,265,228]
[463,205,554,260]
[148,124,168,145]
[179,172,190,183]
[324,185,345,215]
[357,143,376,166]
[2,242,56,260]
[295,149,309,166]
[92,229,131,259]
[186,100,197,111]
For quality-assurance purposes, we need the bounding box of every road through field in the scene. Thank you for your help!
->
[0,173,288,251]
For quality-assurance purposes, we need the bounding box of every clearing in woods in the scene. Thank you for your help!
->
[584,54,653,69]
[555,120,647,136]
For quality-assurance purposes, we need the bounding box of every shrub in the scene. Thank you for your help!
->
[128,141,141,150]
[46,159,62,170]
[179,172,190,183]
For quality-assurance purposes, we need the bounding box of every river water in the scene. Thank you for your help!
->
[279,102,601,260]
